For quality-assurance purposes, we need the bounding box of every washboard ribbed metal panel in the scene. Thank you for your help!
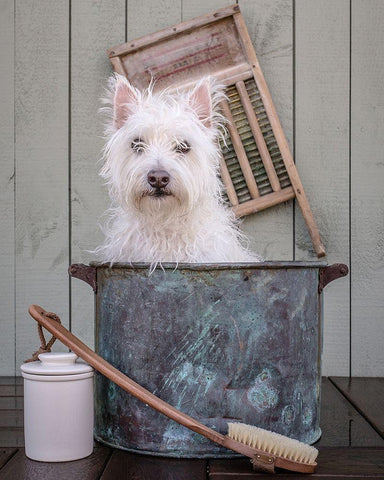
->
[107,4,325,257]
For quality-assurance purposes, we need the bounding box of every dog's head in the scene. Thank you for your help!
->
[100,74,226,217]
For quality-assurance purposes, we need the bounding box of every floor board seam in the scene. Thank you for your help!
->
[0,447,19,472]
[328,377,384,440]
[97,447,115,480]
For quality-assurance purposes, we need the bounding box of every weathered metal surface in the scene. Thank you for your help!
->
[69,264,97,293]
[88,262,334,458]
[318,264,349,293]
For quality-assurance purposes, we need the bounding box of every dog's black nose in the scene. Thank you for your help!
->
[147,170,170,189]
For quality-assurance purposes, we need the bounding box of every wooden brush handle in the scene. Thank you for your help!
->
[28,305,226,446]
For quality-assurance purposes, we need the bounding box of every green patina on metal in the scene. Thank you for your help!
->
[73,262,347,458]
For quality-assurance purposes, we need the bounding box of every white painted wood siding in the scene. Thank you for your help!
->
[0,0,15,373]
[0,0,382,376]
[351,0,384,376]
[15,0,70,372]
[295,0,351,374]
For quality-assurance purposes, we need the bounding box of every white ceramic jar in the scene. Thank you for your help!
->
[20,352,94,462]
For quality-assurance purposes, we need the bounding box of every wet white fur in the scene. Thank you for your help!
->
[94,74,262,266]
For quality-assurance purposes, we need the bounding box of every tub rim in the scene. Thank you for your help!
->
[89,261,328,270]
[70,261,347,294]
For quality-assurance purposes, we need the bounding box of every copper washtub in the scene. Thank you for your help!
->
[70,262,348,458]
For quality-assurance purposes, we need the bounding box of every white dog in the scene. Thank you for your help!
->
[94,74,262,266]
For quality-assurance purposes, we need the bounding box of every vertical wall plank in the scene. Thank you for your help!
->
[351,1,384,376]
[127,0,181,39]
[181,0,228,19]
[238,0,294,261]
[0,0,15,375]
[71,0,125,348]
[295,0,350,375]
[15,0,69,368]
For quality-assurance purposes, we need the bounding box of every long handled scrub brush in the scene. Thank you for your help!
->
[28,305,318,474]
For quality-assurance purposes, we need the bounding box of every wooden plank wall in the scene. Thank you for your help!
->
[350,1,384,376]
[15,0,70,372]
[0,0,15,373]
[295,0,351,374]
[0,0,382,377]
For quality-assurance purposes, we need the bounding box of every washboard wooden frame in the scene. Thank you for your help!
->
[108,4,325,257]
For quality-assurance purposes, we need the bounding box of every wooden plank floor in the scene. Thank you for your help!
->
[0,377,383,479]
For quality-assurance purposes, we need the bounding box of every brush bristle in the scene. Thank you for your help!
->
[228,422,318,465]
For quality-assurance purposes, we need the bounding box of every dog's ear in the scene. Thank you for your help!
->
[189,79,212,128]
[112,74,140,130]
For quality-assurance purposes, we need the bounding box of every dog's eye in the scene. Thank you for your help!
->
[131,138,146,153]
[175,141,191,154]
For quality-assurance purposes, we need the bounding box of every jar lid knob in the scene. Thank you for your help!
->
[38,352,78,365]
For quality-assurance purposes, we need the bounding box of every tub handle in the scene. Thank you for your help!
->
[69,264,97,293]
[318,263,348,293]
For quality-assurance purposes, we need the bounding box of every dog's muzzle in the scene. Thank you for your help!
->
[146,170,172,198]
[147,170,170,189]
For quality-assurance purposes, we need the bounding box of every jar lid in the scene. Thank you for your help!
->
[20,352,93,376]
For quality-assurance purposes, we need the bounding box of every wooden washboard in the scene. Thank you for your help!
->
[107,4,325,257]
